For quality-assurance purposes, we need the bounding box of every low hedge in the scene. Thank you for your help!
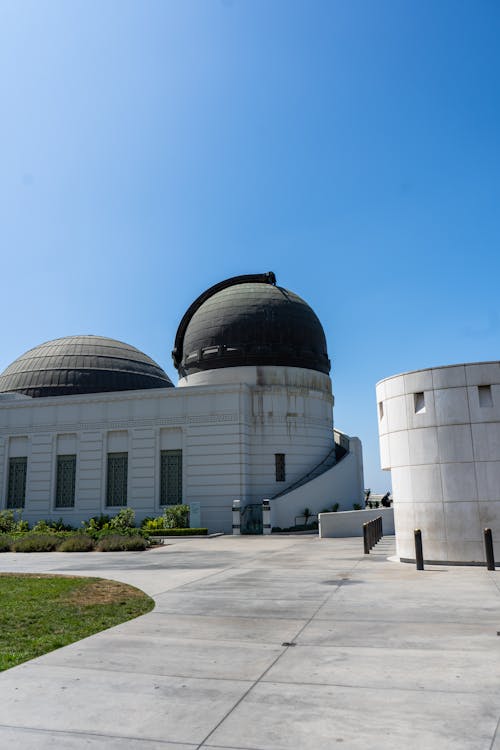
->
[0,535,13,552]
[149,528,208,536]
[11,534,61,552]
[96,534,149,552]
[58,534,95,552]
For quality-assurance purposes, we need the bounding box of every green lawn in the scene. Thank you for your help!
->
[0,574,154,671]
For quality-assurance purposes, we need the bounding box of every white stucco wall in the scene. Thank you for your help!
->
[319,507,394,538]
[0,365,343,533]
[377,362,500,563]
[270,437,364,528]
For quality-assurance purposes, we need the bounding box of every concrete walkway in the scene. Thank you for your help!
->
[0,534,499,749]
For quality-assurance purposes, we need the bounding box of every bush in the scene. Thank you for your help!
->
[82,514,111,535]
[142,517,166,532]
[142,505,190,532]
[109,507,136,532]
[162,504,190,529]
[12,534,60,552]
[32,520,52,533]
[352,503,363,511]
[332,503,339,513]
[0,509,29,533]
[96,534,148,552]
[58,534,95,552]
[48,518,75,532]
[0,534,12,552]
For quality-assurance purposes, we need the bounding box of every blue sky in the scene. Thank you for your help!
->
[1,1,499,491]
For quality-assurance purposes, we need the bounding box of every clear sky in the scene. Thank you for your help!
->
[1,0,499,492]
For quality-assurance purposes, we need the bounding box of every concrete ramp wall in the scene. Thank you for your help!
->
[270,437,364,529]
[319,507,394,538]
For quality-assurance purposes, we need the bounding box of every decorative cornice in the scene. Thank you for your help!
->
[0,412,239,436]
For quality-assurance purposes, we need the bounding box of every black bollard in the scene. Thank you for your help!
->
[363,523,370,554]
[484,528,495,571]
[414,529,424,570]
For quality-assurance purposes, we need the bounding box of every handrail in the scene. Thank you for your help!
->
[271,430,350,500]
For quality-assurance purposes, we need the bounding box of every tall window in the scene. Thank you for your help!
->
[160,449,182,505]
[55,455,76,508]
[275,453,286,482]
[107,452,128,507]
[7,457,27,508]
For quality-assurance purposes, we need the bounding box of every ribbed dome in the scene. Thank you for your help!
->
[0,335,173,398]
[172,273,330,377]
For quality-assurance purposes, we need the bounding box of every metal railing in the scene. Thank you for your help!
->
[363,516,383,554]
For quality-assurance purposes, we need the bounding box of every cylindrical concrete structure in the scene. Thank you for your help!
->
[377,362,500,564]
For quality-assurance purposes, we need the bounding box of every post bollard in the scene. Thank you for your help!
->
[262,499,272,535]
[363,523,370,554]
[484,528,495,571]
[414,529,424,570]
[232,500,241,536]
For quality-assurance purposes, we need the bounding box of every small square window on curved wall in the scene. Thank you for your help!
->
[414,392,426,414]
[478,385,493,407]
[275,453,286,482]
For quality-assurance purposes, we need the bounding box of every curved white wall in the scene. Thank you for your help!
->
[377,362,500,563]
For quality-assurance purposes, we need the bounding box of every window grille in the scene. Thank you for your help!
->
[160,450,182,505]
[7,457,27,508]
[55,455,76,508]
[275,453,286,482]
[106,452,128,507]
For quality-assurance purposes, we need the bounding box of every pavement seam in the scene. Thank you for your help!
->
[0,722,197,746]
[489,712,500,750]
[194,556,363,750]
[152,566,236,598]
[256,677,500,697]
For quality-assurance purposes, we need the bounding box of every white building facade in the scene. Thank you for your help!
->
[0,273,364,533]
[377,362,500,563]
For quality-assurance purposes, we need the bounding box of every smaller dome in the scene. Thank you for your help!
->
[172,272,330,377]
[0,335,173,398]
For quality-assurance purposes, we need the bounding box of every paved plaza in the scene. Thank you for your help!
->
[0,534,499,749]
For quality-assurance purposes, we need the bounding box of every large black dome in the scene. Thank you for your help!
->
[172,273,330,377]
[0,335,173,398]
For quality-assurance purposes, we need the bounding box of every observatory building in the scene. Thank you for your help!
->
[0,273,364,533]
[377,363,500,563]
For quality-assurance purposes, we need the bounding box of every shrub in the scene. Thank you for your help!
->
[0,534,12,552]
[12,534,60,552]
[58,534,95,552]
[0,509,29,533]
[162,504,189,529]
[32,520,52,533]
[332,503,339,513]
[352,503,363,511]
[82,514,111,532]
[0,510,15,533]
[109,508,135,532]
[49,518,75,532]
[96,534,148,552]
[142,517,166,532]
[302,508,312,526]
